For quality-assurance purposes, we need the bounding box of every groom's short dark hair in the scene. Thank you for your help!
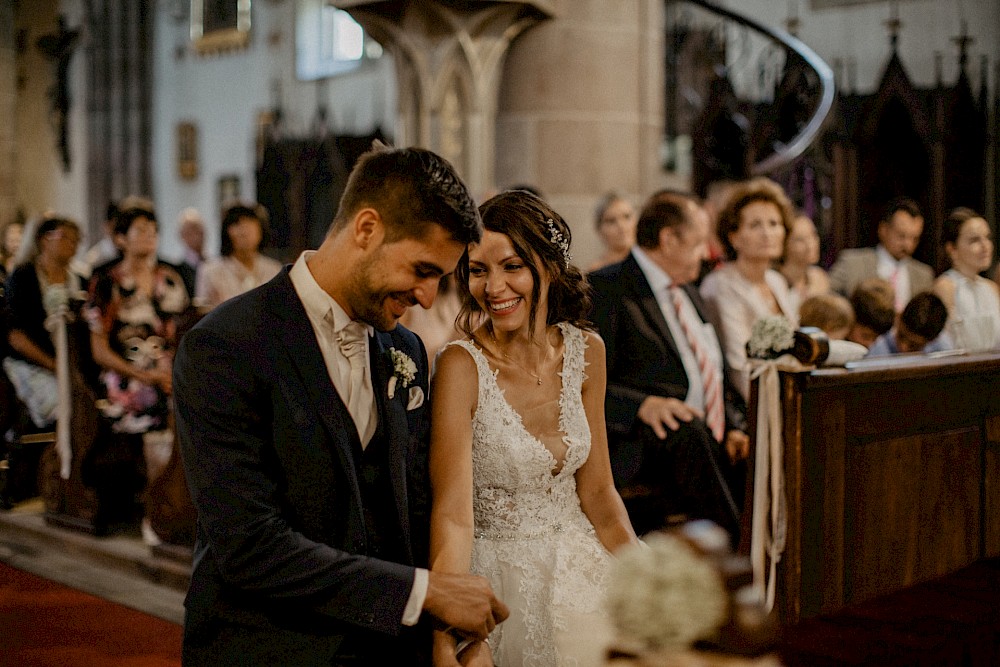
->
[331,143,482,245]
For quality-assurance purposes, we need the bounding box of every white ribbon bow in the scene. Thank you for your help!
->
[44,302,73,480]
[747,355,809,612]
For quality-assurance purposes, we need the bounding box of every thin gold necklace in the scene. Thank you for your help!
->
[491,331,549,385]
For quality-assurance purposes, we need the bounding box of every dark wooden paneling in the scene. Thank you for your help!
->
[752,352,1000,624]
[986,416,1000,558]
[843,428,982,605]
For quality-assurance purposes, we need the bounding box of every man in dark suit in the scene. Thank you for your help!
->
[174,145,507,665]
[589,193,747,542]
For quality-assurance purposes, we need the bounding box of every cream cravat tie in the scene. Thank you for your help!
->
[336,320,374,446]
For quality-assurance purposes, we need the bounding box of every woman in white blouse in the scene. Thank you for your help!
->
[196,202,282,310]
[700,178,798,400]
[932,207,1000,351]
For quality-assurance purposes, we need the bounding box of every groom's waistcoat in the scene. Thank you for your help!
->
[355,422,407,564]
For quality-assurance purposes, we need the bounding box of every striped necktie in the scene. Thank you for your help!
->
[669,286,725,442]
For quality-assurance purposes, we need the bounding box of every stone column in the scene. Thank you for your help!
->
[495,1,672,266]
[335,1,555,198]
[0,1,16,227]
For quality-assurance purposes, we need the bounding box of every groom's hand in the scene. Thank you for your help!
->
[424,572,509,640]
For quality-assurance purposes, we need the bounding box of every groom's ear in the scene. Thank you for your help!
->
[352,208,384,250]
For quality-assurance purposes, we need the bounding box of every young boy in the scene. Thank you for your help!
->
[866,292,953,356]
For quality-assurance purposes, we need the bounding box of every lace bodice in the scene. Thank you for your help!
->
[447,323,612,666]
[449,323,593,540]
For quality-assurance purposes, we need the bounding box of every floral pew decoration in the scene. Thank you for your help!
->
[605,520,781,665]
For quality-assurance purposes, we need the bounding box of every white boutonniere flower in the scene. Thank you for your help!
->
[387,348,417,400]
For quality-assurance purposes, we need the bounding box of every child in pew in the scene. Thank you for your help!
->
[799,292,854,340]
[866,292,954,356]
[847,278,896,349]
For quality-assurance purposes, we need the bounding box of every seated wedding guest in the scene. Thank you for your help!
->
[866,292,953,357]
[932,207,1000,351]
[195,202,281,311]
[85,200,190,543]
[700,178,797,400]
[799,293,854,340]
[846,278,896,348]
[698,179,739,282]
[432,189,639,665]
[3,215,83,429]
[82,201,122,277]
[587,190,637,272]
[829,197,934,311]
[175,207,206,298]
[779,212,830,311]
[590,193,745,541]
[1,219,24,282]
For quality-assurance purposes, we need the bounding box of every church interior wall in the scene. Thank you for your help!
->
[716,0,999,100]
[7,0,1000,268]
[150,0,396,260]
[0,1,17,230]
[11,0,88,238]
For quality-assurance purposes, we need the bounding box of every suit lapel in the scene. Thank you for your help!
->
[265,272,363,489]
[622,255,683,360]
[370,331,412,551]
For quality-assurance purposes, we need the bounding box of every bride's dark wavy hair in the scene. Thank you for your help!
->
[455,189,593,338]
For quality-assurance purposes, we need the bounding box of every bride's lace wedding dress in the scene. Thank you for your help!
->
[448,323,614,666]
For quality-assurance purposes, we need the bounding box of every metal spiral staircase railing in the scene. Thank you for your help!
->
[665,0,836,181]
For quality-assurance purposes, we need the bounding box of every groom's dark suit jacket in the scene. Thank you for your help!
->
[174,268,432,665]
[588,254,747,484]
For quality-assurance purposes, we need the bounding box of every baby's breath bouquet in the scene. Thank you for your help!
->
[605,533,728,651]
[746,315,795,360]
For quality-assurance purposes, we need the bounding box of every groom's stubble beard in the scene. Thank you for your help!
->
[349,245,417,332]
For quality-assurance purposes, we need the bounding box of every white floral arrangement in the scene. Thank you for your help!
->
[605,532,729,651]
[746,315,795,360]
[387,348,417,399]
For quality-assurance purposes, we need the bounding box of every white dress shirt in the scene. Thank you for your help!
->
[631,247,723,411]
[876,244,911,311]
[288,251,427,626]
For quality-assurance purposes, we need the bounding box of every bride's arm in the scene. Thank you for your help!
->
[429,344,484,664]
[575,331,640,554]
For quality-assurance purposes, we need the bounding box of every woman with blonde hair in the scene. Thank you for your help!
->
[587,190,637,272]
[699,178,798,399]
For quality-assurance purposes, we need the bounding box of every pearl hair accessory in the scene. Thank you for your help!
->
[545,218,572,268]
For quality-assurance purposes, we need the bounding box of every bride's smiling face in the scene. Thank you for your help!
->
[467,230,548,335]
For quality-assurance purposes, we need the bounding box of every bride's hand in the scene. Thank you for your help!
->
[457,639,493,667]
[433,631,493,667]
[432,629,460,667]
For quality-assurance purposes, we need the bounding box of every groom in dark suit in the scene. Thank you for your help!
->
[589,193,747,542]
[174,145,507,665]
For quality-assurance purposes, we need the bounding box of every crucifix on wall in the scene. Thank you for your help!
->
[36,15,80,172]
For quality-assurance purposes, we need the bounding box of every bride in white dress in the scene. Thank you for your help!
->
[429,190,639,666]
